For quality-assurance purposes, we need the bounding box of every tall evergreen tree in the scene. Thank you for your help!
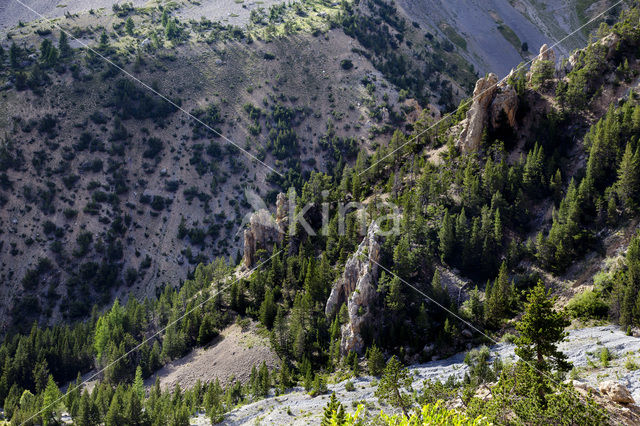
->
[58,31,71,58]
[375,356,413,418]
[616,142,640,211]
[41,375,61,426]
[438,211,455,263]
[485,261,513,326]
[515,281,571,403]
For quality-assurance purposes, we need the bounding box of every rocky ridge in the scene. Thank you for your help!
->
[242,193,289,268]
[325,223,382,355]
[458,70,519,152]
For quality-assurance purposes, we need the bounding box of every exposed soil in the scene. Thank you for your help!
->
[145,320,280,390]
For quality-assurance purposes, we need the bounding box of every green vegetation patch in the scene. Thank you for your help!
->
[439,22,467,50]
[497,23,522,52]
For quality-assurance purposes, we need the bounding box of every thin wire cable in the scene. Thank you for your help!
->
[20,251,282,426]
[358,0,626,177]
[9,0,625,422]
[10,0,283,177]
[370,258,565,386]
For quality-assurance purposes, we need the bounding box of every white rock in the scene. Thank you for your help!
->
[599,381,635,404]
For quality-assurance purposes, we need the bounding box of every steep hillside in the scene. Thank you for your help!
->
[398,0,628,75]
[0,0,476,329]
[4,2,640,426]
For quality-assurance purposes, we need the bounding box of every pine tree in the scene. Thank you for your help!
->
[278,360,292,392]
[58,31,71,58]
[105,390,123,426]
[522,143,545,196]
[374,356,413,418]
[438,210,455,263]
[259,288,277,329]
[9,42,20,68]
[321,393,345,426]
[616,142,640,211]
[550,169,563,202]
[258,361,270,397]
[430,269,449,306]
[99,31,109,49]
[123,388,145,425]
[33,359,50,393]
[385,276,405,311]
[40,39,58,67]
[41,375,61,426]
[133,366,144,402]
[466,285,484,324]
[76,389,99,426]
[456,208,470,262]
[125,17,135,36]
[485,261,512,326]
[515,281,571,403]
[618,234,640,326]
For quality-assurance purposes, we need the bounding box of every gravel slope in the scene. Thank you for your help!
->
[219,325,640,425]
[145,321,280,391]
[0,0,291,34]
[396,0,583,76]
[0,0,149,32]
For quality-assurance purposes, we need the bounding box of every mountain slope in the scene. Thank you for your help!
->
[2,2,640,426]
[398,0,626,75]
[0,0,478,329]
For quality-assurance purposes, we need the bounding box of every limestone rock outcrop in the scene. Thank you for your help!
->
[537,43,556,63]
[490,85,518,129]
[564,35,619,74]
[326,223,382,355]
[242,193,288,268]
[458,73,498,152]
[599,381,635,405]
[458,72,518,152]
[601,33,621,60]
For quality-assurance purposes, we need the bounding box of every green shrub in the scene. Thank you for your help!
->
[566,290,608,319]
[340,59,353,70]
[599,347,612,367]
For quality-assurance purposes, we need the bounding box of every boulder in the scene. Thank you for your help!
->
[599,381,635,404]
[570,380,598,394]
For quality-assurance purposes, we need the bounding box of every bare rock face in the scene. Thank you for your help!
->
[599,381,635,405]
[325,223,382,355]
[537,43,556,63]
[490,85,518,129]
[437,267,471,305]
[459,73,498,152]
[459,72,518,152]
[242,193,289,268]
[600,33,621,60]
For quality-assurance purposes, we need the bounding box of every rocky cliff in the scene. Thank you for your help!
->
[458,71,519,152]
[242,193,289,268]
[326,223,382,355]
